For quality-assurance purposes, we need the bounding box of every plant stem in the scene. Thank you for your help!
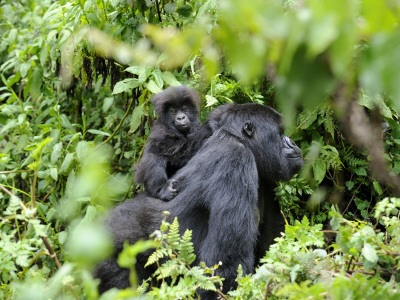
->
[155,0,162,22]
[95,95,135,150]
[42,236,62,269]
[31,171,37,209]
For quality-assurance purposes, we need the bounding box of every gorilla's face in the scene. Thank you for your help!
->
[151,86,201,134]
[167,104,192,133]
[247,112,303,182]
[282,135,303,179]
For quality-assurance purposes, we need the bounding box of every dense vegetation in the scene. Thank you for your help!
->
[1,0,400,298]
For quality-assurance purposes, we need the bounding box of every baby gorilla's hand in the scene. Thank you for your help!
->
[158,179,178,201]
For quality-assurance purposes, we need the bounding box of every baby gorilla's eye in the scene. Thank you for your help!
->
[169,108,177,115]
[182,106,188,113]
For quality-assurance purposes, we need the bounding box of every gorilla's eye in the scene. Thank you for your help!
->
[182,106,188,112]
[243,122,254,137]
[169,108,177,115]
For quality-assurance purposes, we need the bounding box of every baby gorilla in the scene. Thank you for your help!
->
[134,86,210,200]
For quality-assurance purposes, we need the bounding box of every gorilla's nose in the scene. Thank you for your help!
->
[177,114,187,121]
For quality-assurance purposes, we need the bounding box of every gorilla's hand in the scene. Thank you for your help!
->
[158,179,178,201]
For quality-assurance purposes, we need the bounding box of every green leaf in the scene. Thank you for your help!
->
[147,79,162,94]
[361,0,397,35]
[84,0,94,11]
[162,71,181,87]
[359,93,392,119]
[60,153,75,174]
[19,62,31,78]
[164,3,177,14]
[40,46,48,66]
[362,242,378,264]
[76,141,90,162]
[345,181,354,190]
[7,28,18,44]
[205,95,218,107]
[30,137,53,160]
[51,142,63,165]
[112,78,140,94]
[139,66,152,83]
[30,67,43,100]
[299,110,318,130]
[152,69,164,89]
[87,129,111,136]
[313,160,326,184]
[58,231,68,245]
[129,105,145,133]
[176,4,193,17]
[355,167,367,176]
[87,12,101,24]
[125,66,141,75]
[50,167,58,181]
[102,97,114,112]
[373,181,382,195]
[47,30,58,43]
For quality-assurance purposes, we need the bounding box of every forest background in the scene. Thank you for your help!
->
[1,0,400,299]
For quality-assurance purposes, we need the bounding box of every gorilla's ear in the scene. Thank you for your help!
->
[243,122,254,138]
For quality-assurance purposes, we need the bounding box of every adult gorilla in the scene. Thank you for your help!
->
[95,103,303,298]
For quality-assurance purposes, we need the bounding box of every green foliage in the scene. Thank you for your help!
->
[2,0,400,298]
[144,216,222,299]
[247,205,400,299]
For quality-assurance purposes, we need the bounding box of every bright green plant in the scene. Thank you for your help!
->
[2,0,400,298]
[145,215,222,299]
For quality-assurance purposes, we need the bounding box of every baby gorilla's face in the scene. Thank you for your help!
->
[169,105,191,132]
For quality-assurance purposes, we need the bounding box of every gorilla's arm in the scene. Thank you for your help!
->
[134,149,169,199]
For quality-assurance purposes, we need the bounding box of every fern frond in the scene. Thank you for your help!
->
[345,153,367,168]
[165,217,181,249]
[178,229,196,264]
[323,112,335,139]
[187,267,218,291]
[154,259,186,280]
[145,248,169,267]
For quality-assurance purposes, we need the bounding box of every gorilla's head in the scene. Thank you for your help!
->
[151,86,201,133]
[207,103,303,182]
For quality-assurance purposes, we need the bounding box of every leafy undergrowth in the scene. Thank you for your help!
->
[108,199,400,299]
[10,197,400,299]
[141,198,400,300]
[2,0,400,298]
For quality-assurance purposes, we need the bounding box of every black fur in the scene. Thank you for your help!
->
[134,86,210,200]
[96,103,303,298]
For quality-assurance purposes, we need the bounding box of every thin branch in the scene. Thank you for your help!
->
[31,172,38,210]
[288,104,321,138]
[347,256,354,273]
[346,261,397,274]
[42,236,62,269]
[155,0,162,22]
[0,169,33,174]
[95,95,135,150]
[0,184,14,197]
[321,230,338,234]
